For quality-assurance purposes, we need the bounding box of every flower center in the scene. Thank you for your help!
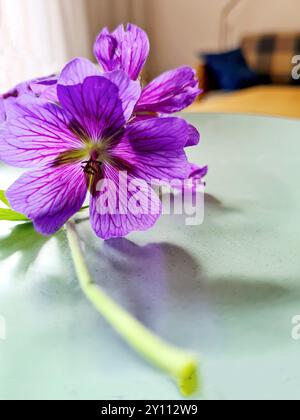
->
[81,159,103,176]
[80,146,109,194]
[81,148,103,178]
[81,156,104,195]
[53,141,110,195]
[53,142,108,168]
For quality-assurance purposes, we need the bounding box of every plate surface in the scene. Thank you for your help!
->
[0,113,299,400]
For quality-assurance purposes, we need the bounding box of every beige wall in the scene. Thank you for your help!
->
[85,0,227,77]
[228,0,300,47]
[85,0,300,78]
[145,0,227,76]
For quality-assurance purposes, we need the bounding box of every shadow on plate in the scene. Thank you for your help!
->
[91,236,299,352]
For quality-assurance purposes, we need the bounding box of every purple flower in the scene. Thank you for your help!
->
[0,59,192,239]
[94,24,201,115]
[93,24,206,184]
[29,24,200,119]
[32,25,203,155]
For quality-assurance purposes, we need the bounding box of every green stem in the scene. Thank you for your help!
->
[65,221,199,397]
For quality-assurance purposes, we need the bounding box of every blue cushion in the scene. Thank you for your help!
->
[202,48,267,91]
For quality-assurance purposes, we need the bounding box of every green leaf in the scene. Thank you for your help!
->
[79,205,89,212]
[0,190,10,207]
[0,208,29,222]
[0,190,28,221]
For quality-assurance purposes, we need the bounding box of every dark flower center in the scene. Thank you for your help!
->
[81,155,104,196]
[81,158,103,176]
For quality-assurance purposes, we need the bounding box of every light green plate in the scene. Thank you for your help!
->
[0,113,299,400]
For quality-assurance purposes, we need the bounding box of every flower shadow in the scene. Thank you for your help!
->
[88,237,216,350]
[204,193,241,215]
[86,235,299,354]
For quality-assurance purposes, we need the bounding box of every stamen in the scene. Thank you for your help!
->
[81,159,103,175]
[82,158,103,196]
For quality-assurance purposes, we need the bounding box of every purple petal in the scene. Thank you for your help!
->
[57,74,140,141]
[103,70,141,122]
[0,79,34,123]
[30,75,58,102]
[0,98,5,123]
[2,79,33,99]
[186,123,200,147]
[0,96,82,168]
[6,164,87,235]
[135,67,201,114]
[4,75,58,103]
[94,23,150,81]
[58,58,100,86]
[1,75,59,122]
[188,163,208,180]
[172,163,208,192]
[112,117,189,182]
[90,163,161,239]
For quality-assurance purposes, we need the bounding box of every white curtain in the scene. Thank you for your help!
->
[0,0,91,91]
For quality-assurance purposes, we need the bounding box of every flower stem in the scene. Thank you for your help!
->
[65,221,199,397]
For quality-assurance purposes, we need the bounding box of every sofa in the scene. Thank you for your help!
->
[189,33,300,119]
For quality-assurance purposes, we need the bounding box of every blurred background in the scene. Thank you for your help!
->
[1,0,300,117]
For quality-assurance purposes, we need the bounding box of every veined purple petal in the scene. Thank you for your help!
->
[0,96,82,168]
[1,96,24,121]
[6,164,87,235]
[57,75,139,141]
[188,163,208,180]
[186,123,200,147]
[103,70,141,122]
[58,60,141,129]
[94,23,150,81]
[1,75,59,122]
[90,163,161,240]
[3,75,58,102]
[58,58,101,86]
[135,67,201,114]
[1,79,34,123]
[30,75,58,102]
[0,98,5,123]
[111,117,189,182]
[172,163,208,192]
[2,79,33,100]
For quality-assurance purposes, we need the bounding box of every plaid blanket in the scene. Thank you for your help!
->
[242,33,300,84]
